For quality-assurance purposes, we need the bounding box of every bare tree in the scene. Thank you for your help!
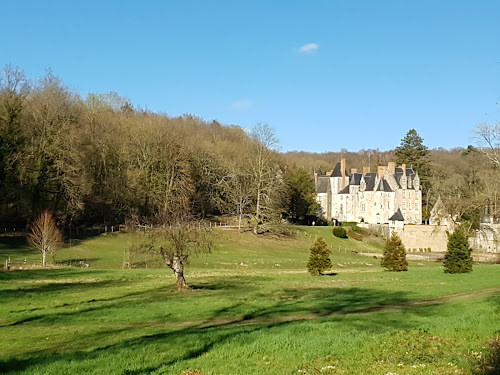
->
[248,123,286,233]
[27,209,63,267]
[474,122,500,168]
[158,223,212,291]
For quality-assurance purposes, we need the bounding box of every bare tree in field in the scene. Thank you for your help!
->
[248,123,286,234]
[28,210,63,267]
[158,222,213,291]
[129,218,213,291]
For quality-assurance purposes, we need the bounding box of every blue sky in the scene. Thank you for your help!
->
[1,1,499,152]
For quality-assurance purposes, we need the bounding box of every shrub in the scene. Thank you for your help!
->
[444,227,473,273]
[347,229,363,241]
[332,227,348,238]
[350,225,362,233]
[381,231,408,272]
[306,237,332,275]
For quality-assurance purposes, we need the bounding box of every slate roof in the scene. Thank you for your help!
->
[364,173,377,191]
[375,179,393,192]
[389,209,405,221]
[395,167,415,176]
[315,177,329,193]
[338,185,350,194]
[331,162,342,177]
[350,173,363,185]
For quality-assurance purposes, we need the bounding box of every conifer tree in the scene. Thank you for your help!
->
[381,231,408,271]
[306,237,332,275]
[443,227,473,273]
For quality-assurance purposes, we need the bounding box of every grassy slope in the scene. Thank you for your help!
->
[0,226,499,375]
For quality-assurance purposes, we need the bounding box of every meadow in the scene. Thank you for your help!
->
[0,226,499,374]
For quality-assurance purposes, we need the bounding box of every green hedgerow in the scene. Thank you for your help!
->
[306,237,332,275]
[332,226,348,238]
[444,227,473,274]
[381,231,408,272]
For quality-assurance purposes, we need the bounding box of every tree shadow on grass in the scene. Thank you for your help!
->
[0,284,451,374]
[0,267,108,282]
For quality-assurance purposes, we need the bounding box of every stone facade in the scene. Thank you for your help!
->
[315,159,422,225]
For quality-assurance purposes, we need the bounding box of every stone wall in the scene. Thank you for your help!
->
[402,225,448,253]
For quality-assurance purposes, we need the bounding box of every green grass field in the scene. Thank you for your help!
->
[0,226,499,374]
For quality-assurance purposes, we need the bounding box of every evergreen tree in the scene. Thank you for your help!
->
[395,129,430,173]
[285,168,318,223]
[381,231,408,271]
[443,227,473,273]
[395,129,431,219]
[306,237,332,275]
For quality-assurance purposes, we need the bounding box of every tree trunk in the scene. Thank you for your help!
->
[160,247,189,292]
[238,210,242,233]
[172,254,189,291]
[42,250,46,267]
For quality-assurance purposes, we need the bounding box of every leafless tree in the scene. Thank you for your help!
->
[474,122,500,168]
[248,123,286,233]
[27,209,63,267]
[157,222,213,291]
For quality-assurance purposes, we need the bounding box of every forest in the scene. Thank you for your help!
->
[0,65,498,230]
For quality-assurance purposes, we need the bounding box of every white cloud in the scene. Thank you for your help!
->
[230,100,253,110]
[298,43,319,54]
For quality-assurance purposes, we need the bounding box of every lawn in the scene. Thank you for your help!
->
[0,226,499,374]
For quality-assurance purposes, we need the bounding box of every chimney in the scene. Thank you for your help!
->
[314,172,318,185]
[341,158,346,189]
[362,166,370,175]
[388,162,395,174]
[402,163,406,176]
[350,168,358,174]
[377,166,385,179]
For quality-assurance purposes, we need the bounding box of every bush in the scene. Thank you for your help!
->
[350,225,361,233]
[444,227,473,273]
[381,231,408,272]
[306,237,332,275]
[332,227,348,238]
[347,229,363,241]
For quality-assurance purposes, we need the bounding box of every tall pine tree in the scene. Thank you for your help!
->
[443,227,473,273]
[395,129,431,220]
[381,231,408,271]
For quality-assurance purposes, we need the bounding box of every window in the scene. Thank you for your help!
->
[402,202,406,210]
[402,190,406,198]
[361,204,365,212]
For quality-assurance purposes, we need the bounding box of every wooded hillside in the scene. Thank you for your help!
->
[0,66,497,229]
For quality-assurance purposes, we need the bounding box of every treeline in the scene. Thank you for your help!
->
[0,66,317,228]
[1,65,496,229]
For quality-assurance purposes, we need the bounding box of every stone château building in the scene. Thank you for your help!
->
[315,159,422,225]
